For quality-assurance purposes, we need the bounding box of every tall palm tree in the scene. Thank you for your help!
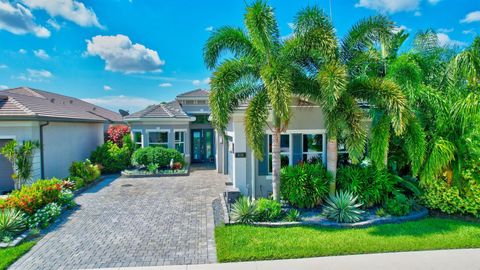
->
[204,0,299,201]
[287,8,409,192]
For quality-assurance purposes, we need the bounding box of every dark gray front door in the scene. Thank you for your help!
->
[191,129,214,163]
[0,139,14,193]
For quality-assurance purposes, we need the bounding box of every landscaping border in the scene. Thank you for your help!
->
[120,166,190,178]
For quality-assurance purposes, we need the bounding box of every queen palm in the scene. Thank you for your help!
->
[204,0,300,200]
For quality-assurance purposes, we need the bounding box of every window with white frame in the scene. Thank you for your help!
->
[302,134,323,163]
[337,139,350,166]
[148,131,168,148]
[174,131,185,153]
[132,131,142,149]
[268,134,290,173]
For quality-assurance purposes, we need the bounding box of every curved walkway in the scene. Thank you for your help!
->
[10,167,225,270]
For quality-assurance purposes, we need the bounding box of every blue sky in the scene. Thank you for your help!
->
[0,0,478,113]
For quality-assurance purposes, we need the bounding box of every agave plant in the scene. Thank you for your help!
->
[230,197,257,224]
[0,209,26,239]
[323,190,364,223]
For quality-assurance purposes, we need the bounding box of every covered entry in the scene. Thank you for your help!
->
[0,139,14,193]
[191,129,215,163]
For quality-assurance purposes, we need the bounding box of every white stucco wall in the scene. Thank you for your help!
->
[0,121,41,189]
[43,122,104,179]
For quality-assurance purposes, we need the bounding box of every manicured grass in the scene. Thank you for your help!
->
[0,241,36,270]
[215,218,480,262]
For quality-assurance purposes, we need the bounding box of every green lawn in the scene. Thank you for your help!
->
[215,218,480,262]
[0,241,36,270]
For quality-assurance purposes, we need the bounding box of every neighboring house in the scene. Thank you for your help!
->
[216,97,339,197]
[0,87,122,193]
[125,89,215,164]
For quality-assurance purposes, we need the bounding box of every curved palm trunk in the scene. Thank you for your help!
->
[271,128,281,201]
[326,138,338,195]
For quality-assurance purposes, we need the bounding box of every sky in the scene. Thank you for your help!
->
[0,0,478,113]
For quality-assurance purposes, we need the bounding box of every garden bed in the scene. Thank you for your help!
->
[121,166,190,178]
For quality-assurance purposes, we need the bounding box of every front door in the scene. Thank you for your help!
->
[191,129,214,163]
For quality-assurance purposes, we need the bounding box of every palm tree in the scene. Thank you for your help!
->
[287,8,409,192]
[204,0,299,201]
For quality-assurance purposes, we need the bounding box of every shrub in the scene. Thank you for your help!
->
[147,163,159,173]
[375,208,387,217]
[58,189,75,208]
[422,177,480,218]
[255,198,282,222]
[230,197,257,224]
[68,176,85,189]
[336,165,394,207]
[90,141,131,173]
[0,209,26,240]
[106,125,130,147]
[0,179,62,214]
[69,160,100,183]
[285,209,301,222]
[385,193,413,216]
[132,147,185,168]
[322,190,364,223]
[27,202,61,229]
[280,163,331,208]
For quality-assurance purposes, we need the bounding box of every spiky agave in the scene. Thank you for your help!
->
[323,190,364,223]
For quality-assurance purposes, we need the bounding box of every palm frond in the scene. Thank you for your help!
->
[203,26,255,69]
[369,113,390,168]
[244,0,280,57]
[260,61,292,123]
[316,61,348,112]
[420,138,456,183]
[403,116,426,176]
[245,90,270,160]
[339,95,367,163]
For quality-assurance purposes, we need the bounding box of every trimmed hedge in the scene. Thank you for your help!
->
[131,147,185,167]
[90,141,131,173]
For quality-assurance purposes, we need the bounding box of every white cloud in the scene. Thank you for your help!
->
[355,0,420,14]
[159,83,172,87]
[428,0,441,4]
[393,25,411,33]
[0,85,8,90]
[436,33,467,47]
[82,95,159,113]
[20,0,103,28]
[0,64,7,68]
[205,26,213,32]
[414,11,422,16]
[192,77,211,86]
[85,34,165,74]
[437,28,454,33]
[463,29,476,35]
[18,48,27,54]
[103,85,112,91]
[33,49,49,59]
[15,68,52,82]
[0,2,50,38]
[460,11,480,24]
[47,18,60,30]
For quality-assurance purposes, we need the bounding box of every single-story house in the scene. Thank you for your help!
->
[0,87,122,193]
[124,89,215,164]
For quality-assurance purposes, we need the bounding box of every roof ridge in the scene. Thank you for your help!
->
[160,103,174,117]
[9,97,36,115]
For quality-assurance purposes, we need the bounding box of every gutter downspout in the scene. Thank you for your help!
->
[39,121,49,179]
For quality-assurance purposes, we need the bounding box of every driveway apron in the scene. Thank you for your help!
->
[9,167,226,270]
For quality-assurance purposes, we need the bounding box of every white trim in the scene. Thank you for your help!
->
[267,134,291,174]
[125,117,195,123]
[225,131,235,138]
[145,128,170,133]
[131,129,143,148]
[173,129,186,154]
[146,129,170,147]
[251,150,256,198]
[301,133,325,164]
[0,135,16,140]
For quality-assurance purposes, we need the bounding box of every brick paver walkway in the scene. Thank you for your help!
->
[10,167,225,270]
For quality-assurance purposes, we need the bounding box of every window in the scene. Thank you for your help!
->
[338,139,350,166]
[148,131,168,148]
[302,134,323,163]
[268,134,290,173]
[132,131,142,149]
[174,131,185,153]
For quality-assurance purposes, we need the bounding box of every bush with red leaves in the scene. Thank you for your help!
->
[107,125,130,146]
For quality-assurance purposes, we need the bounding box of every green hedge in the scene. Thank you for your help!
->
[90,141,131,173]
[131,147,185,167]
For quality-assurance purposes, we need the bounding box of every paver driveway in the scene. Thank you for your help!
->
[10,167,225,270]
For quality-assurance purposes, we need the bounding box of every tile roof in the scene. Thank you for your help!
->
[124,100,190,120]
[0,87,123,123]
[176,89,209,98]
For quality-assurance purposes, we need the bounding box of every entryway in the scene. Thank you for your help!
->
[0,139,14,193]
[191,129,215,164]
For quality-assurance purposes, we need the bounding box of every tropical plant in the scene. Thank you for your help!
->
[0,209,26,240]
[322,190,364,223]
[385,193,413,216]
[69,160,101,183]
[27,202,62,229]
[147,163,159,174]
[280,163,331,208]
[204,0,306,201]
[106,125,131,147]
[90,141,131,173]
[255,198,282,222]
[230,197,257,224]
[0,140,39,189]
[131,147,184,168]
[285,209,301,222]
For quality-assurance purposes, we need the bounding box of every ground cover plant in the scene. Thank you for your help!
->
[0,241,36,270]
[215,218,480,262]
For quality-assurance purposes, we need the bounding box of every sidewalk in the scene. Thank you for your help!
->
[89,248,480,270]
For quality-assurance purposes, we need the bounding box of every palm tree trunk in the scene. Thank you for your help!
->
[271,128,281,201]
[326,138,338,195]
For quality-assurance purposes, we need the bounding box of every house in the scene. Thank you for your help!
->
[0,87,122,193]
[127,89,342,198]
[124,89,215,164]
